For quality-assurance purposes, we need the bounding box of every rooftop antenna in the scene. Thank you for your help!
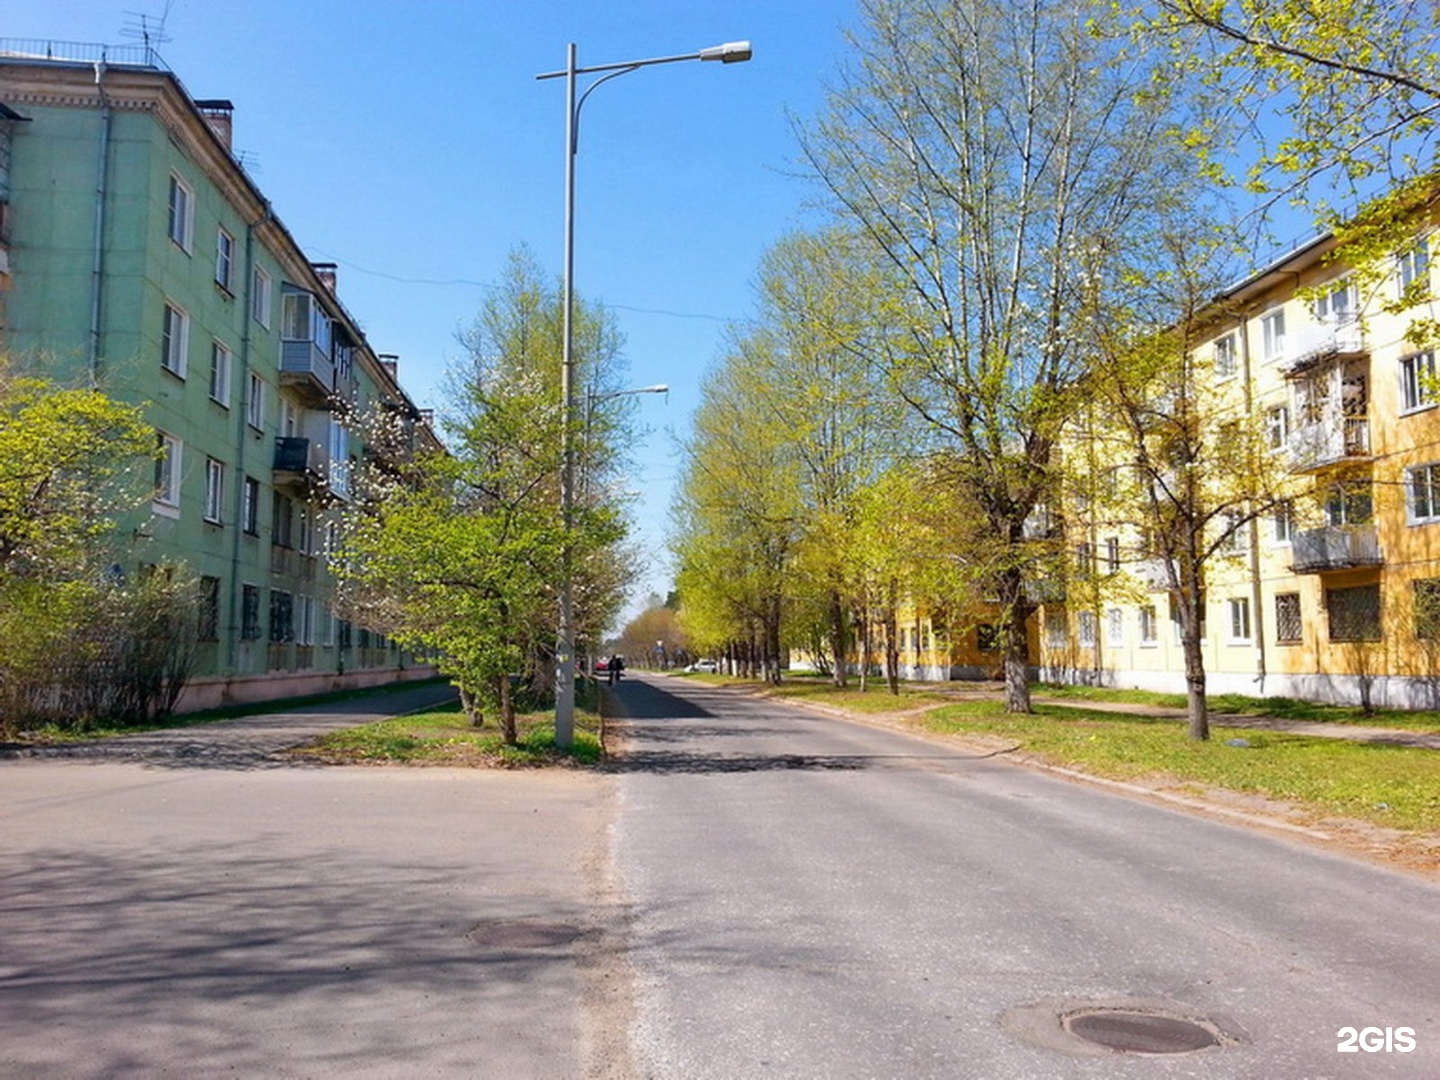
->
[120,3,174,65]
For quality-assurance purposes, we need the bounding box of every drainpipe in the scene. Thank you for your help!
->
[227,210,268,672]
[1238,312,1269,692]
[87,61,113,383]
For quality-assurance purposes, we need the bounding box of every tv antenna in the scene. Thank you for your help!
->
[120,3,174,62]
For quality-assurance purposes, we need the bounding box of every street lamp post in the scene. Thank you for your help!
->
[538,41,751,748]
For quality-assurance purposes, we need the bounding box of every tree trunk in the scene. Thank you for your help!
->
[858,604,871,692]
[828,587,848,687]
[459,683,484,728]
[884,577,900,696]
[496,673,518,746]
[999,568,1033,714]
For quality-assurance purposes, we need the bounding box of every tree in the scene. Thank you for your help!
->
[0,360,202,732]
[801,0,1198,712]
[335,249,628,743]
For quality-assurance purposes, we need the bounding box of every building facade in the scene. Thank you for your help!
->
[0,42,439,709]
[883,211,1440,708]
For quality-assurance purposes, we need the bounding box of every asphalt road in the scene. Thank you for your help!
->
[607,673,1440,1079]
[0,684,624,1080]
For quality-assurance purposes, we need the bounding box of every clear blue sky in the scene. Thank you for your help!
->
[7,0,860,622]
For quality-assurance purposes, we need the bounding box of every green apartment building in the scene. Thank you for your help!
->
[0,41,439,708]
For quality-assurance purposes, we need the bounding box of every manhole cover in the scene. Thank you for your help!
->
[466,921,583,949]
[1063,1009,1220,1054]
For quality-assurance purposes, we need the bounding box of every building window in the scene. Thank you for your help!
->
[1104,536,1121,574]
[197,575,221,642]
[1261,308,1286,363]
[1170,598,1206,643]
[269,590,295,643]
[241,583,261,640]
[1325,482,1373,527]
[1214,333,1237,379]
[154,431,181,508]
[1220,511,1249,554]
[247,373,265,431]
[161,301,189,377]
[1045,613,1066,648]
[209,340,232,406]
[241,476,260,535]
[1139,604,1158,644]
[1414,579,1440,640]
[1078,611,1096,647]
[1398,238,1430,297]
[167,172,194,251]
[297,595,315,647]
[1106,608,1124,645]
[977,624,1000,652]
[272,492,294,548]
[203,458,224,524]
[1075,541,1093,577]
[252,266,273,327]
[1273,499,1294,544]
[1274,593,1302,644]
[1312,278,1355,322]
[1400,350,1436,413]
[1408,463,1440,524]
[320,606,335,648]
[1265,404,1290,449]
[1327,584,1381,642]
[215,227,235,291]
[1227,597,1252,643]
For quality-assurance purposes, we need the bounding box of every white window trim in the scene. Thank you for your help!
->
[1106,608,1124,646]
[1399,351,1437,416]
[1213,332,1238,381]
[209,340,232,407]
[1407,462,1440,525]
[1077,611,1097,648]
[252,266,273,328]
[168,173,194,252]
[215,227,235,292]
[247,374,265,432]
[203,458,224,524]
[1227,597,1253,644]
[161,301,189,378]
[1260,307,1286,364]
[154,431,182,517]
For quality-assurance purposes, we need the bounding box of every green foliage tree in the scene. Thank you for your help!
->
[0,360,199,732]
[801,0,1198,712]
[335,249,627,743]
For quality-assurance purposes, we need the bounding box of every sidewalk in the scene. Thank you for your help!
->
[1029,694,1440,750]
[2,680,458,767]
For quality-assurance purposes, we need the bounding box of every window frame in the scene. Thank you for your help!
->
[252,266,273,328]
[241,475,260,536]
[241,583,262,640]
[1398,238,1430,298]
[161,300,189,378]
[247,373,265,432]
[1407,462,1440,524]
[1213,332,1238,380]
[203,457,224,524]
[1227,597,1252,643]
[1400,350,1436,414]
[209,339,232,407]
[1077,611,1097,647]
[167,172,194,252]
[154,430,182,511]
[1260,307,1286,364]
[1275,592,1303,644]
[215,226,235,292]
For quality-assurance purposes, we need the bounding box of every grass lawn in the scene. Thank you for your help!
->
[1033,682,1440,734]
[927,700,1440,832]
[290,695,605,767]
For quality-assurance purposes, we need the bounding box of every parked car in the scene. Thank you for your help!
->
[687,658,719,673]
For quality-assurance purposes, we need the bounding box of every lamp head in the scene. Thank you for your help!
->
[699,41,752,63]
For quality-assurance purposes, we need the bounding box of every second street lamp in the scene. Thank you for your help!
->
[538,41,751,749]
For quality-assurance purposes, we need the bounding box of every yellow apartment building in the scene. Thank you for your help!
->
[1034,215,1440,708]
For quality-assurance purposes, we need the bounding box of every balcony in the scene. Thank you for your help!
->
[279,339,336,406]
[1288,417,1372,471]
[1134,556,1178,592]
[1282,316,1366,376]
[273,436,327,495]
[1024,577,1066,604]
[1290,525,1382,573]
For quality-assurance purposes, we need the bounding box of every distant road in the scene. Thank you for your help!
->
[608,672,1440,1078]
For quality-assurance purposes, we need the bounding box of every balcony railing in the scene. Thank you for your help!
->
[1282,317,1366,374]
[1134,556,1178,591]
[279,340,336,406]
[1288,417,1372,470]
[1290,525,1382,573]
